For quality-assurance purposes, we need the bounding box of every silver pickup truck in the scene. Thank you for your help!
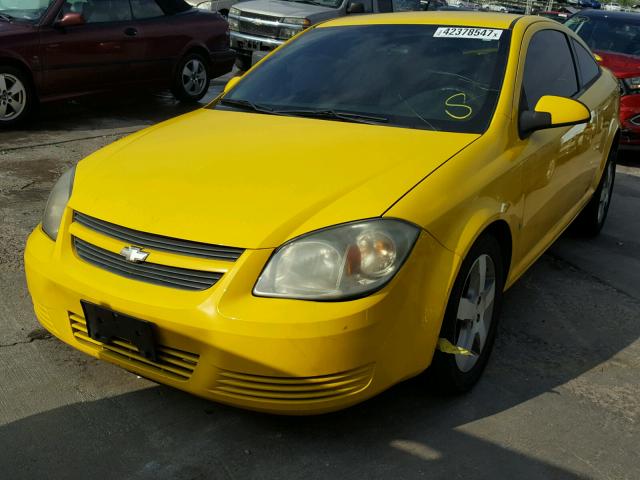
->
[229,0,422,70]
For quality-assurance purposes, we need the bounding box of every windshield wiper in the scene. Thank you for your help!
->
[218,98,275,115]
[291,0,322,5]
[272,108,389,125]
[0,13,14,22]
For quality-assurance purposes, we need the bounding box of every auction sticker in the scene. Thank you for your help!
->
[434,27,503,40]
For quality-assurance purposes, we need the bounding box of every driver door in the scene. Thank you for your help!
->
[38,0,144,97]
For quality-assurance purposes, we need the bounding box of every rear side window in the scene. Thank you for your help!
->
[131,0,164,18]
[572,39,600,88]
[521,30,578,110]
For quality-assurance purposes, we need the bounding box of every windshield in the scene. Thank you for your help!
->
[0,0,55,22]
[217,25,511,134]
[566,15,640,57]
[276,0,343,9]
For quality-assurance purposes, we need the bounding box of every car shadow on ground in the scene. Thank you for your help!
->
[2,248,639,479]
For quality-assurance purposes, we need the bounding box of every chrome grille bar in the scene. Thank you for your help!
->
[74,238,222,291]
[74,211,244,261]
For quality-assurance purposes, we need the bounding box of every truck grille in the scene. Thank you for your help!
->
[73,237,222,291]
[238,19,279,38]
[70,312,199,381]
[74,211,244,261]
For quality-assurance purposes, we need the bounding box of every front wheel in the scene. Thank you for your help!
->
[171,53,210,103]
[429,234,505,393]
[573,146,616,237]
[0,67,33,128]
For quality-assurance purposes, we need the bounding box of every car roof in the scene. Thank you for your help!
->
[319,11,524,29]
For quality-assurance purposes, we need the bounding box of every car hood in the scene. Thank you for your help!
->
[594,50,640,78]
[233,0,336,18]
[70,109,478,249]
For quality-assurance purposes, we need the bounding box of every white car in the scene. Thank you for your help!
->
[484,3,508,12]
[186,0,239,16]
[603,2,621,10]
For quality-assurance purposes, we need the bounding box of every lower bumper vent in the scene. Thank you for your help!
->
[70,312,199,381]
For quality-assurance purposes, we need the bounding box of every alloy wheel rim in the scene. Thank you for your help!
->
[181,59,207,96]
[0,73,26,121]
[597,162,614,224]
[454,254,496,372]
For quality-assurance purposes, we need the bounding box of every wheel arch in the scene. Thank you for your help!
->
[0,56,38,95]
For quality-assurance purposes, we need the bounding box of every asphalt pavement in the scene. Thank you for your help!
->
[0,78,639,480]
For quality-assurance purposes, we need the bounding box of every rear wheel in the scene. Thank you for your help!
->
[0,66,33,128]
[430,234,505,393]
[171,53,210,103]
[574,144,617,237]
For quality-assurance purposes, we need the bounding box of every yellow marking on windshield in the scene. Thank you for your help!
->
[445,92,473,120]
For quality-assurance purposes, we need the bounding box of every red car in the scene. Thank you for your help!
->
[566,10,640,149]
[0,0,234,127]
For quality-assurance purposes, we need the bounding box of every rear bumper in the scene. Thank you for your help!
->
[209,48,236,78]
[24,218,455,414]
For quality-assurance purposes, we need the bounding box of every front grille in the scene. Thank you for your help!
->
[238,19,279,38]
[211,365,374,403]
[74,238,222,291]
[74,211,244,261]
[70,312,199,381]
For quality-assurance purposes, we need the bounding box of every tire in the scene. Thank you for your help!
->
[429,234,505,393]
[573,144,617,237]
[171,53,210,103]
[0,66,34,128]
[235,54,252,72]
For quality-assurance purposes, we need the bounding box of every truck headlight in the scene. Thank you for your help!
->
[254,219,420,301]
[228,7,240,30]
[42,167,75,240]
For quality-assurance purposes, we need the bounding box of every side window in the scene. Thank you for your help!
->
[521,30,579,111]
[377,0,392,12]
[572,39,600,88]
[130,0,164,19]
[82,0,132,23]
[391,0,420,11]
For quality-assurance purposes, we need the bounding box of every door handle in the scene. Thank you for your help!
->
[124,27,138,37]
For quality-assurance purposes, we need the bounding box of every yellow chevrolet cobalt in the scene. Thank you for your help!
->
[25,12,619,414]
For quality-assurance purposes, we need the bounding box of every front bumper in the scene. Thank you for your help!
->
[230,31,283,58]
[24,215,457,414]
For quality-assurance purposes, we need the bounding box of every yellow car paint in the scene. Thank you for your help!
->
[534,95,591,126]
[24,13,620,414]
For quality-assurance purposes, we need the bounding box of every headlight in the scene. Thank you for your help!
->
[254,219,420,300]
[278,26,301,40]
[623,76,640,94]
[282,17,311,26]
[42,167,75,240]
[229,7,241,15]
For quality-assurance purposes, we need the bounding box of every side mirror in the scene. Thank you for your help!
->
[347,2,365,13]
[223,76,242,94]
[519,95,591,137]
[55,12,85,28]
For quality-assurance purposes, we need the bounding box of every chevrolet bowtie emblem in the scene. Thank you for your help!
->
[120,246,149,263]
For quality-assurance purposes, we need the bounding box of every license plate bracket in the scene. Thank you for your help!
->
[81,301,158,362]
